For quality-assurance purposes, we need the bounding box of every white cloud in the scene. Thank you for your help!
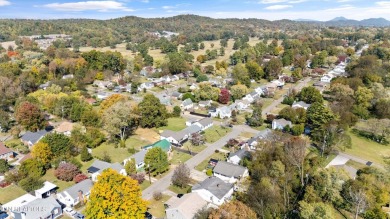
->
[0,0,11,6]
[162,6,175,9]
[43,1,134,12]
[376,1,390,7]
[337,0,354,2]
[265,4,292,10]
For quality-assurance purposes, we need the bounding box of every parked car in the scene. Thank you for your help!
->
[177,194,184,198]
[144,212,153,219]
[63,207,76,216]
[73,212,85,219]
[0,212,9,219]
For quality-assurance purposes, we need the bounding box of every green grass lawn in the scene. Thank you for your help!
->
[157,117,187,132]
[41,169,75,192]
[239,132,255,139]
[92,142,132,163]
[0,185,27,204]
[140,180,152,191]
[170,150,192,165]
[204,126,232,143]
[182,142,207,153]
[147,194,171,218]
[168,185,191,194]
[195,152,227,171]
[344,130,390,165]
[261,98,274,109]
[323,153,337,167]
[346,160,368,170]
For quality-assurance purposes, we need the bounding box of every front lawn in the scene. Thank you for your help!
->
[140,180,152,191]
[170,150,192,165]
[182,142,207,153]
[147,194,171,218]
[0,185,27,204]
[168,185,191,195]
[195,152,227,171]
[41,169,75,192]
[157,117,187,132]
[204,126,232,143]
[344,130,390,165]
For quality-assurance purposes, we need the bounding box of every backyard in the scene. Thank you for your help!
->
[344,130,390,165]
[40,169,75,192]
[157,117,187,132]
[147,194,171,218]
[169,150,192,165]
[0,185,27,204]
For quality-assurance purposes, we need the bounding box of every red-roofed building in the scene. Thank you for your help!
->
[0,142,13,160]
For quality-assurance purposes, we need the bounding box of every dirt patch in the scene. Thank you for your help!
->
[134,128,160,143]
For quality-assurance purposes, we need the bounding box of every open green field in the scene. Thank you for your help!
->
[182,142,207,153]
[41,169,75,192]
[344,130,390,165]
[126,135,152,151]
[92,142,132,163]
[157,117,187,132]
[0,185,27,204]
[204,126,232,143]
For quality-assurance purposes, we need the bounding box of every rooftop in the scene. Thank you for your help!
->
[213,161,247,178]
[142,139,171,152]
[0,142,12,155]
[192,177,233,199]
[60,179,93,199]
[165,193,207,219]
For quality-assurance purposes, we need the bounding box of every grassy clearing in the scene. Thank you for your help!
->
[346,160,369,170]
[126,135,152,151]
[239,132,255,139]
[344,130,390,165]
[0,185,27,204]
[41,169,75,192]
[75,155,96,173]
[147,194,171,218]
[157,117,187,132]
[270,104,289,115]
[134,128,160,143]
[168,185,191,195]
[170,150,192,165]
[204,126,232,143]
[195,152,227,171]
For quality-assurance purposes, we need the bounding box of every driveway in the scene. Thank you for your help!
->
[325,155,350,168]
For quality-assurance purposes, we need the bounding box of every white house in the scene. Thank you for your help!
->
[34,181,57,199]
[57,179,93,207]
[234,99,250,110]
[93,80,112,89]
[96,92,110,100]
[10,197,62,219]
[62,74,74,80]
[192,177,234,206]
[165,193,208,219]
[2,194,38,212]
[213,161,249,183]
[227,149,250,165]
[272,119,292,130]
[198,100,212,108]
[271,79,285,87]
[193,118,214,131]
[292,101,311,110]
[321,74,333,83]
[189,84,198,90]
[0,142,13,160]
[123,150,148,169]
[254,87,264,96]
[180,98,194,110]
[210,106,231,118]
[160,130,185,145]
[87,160,126,182]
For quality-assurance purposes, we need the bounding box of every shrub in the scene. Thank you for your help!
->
[55,162,81,181]
[19,177,43,192]
[206,169,213,176]
[153,191,163,201]
[0,159,10,174]
[80,146,92,162]
[74,174,89,183]
[130,173,145,185]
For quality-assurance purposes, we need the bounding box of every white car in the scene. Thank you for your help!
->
[63,207,76,216]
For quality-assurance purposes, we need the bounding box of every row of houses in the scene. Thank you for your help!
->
[160,117,213,145]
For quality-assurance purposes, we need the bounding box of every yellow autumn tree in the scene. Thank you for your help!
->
[31,142,52,166]
[98,94,126,114]
[208,201,257,219]
[85,169,148,219]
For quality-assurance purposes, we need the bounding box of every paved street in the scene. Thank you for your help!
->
[142,77,313,200]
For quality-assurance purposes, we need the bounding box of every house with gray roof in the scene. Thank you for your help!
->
[10,196,62,219]
[21,130,50,147]
[180,98,193,110]
[213,161,249,183]
[234,99,250,110]
[198,100,212,108]
[57,179,93,207]
[192,177,234,206]
[210,106,231,118]
[292,101,311,110]
[123,150,148,169]
[172,91,183,99]
[193,117,213,131]
[87,160,126,181]
[160,125,202,146]
[227,149,251,165]
[272,119,292,130]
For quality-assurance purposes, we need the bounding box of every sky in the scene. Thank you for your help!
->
[0,0,390,21]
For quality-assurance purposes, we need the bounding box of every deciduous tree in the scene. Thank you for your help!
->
[55,162,80,181]
[85,169,147,219]
[31,142,53,166]
[171,163,191,188]
[139,94,168,128]
[219,88,230,104]
[230,84,248,100]
[125,158,137,175]
[209,201,257,219]
[144,147,169,175]
[15,101,46,131]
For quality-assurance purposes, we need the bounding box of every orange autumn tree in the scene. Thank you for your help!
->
[85,169,148,219]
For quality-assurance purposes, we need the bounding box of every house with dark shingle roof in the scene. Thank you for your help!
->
[57,179,93,207]
[20,129,51,147]
[160,125,201,146]
[192,177,234,206]
[0,142,13,160]
[213,161,249,183]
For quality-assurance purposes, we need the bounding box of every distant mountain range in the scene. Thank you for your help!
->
[296,16,390,27]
